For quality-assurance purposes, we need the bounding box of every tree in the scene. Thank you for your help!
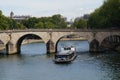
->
[44,21,55,29]
[0,10,2,15]
[88,0,120,29]
[0,10,25,30]
[21,14,67,29]
[51,14,67,28]
[23,17,39,28]
[0,10,9,30]
[87,8,103,29]
[72,19,87,29]
[34,22,44,29]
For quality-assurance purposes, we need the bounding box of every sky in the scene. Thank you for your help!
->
[0,0,104,20]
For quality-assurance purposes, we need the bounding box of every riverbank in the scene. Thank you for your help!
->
[60,37,86,41]
[22,39,44,45]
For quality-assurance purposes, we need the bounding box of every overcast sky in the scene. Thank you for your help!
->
[0,0,104,20]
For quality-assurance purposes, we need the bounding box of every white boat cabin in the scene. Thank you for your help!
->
[61,46,75,52]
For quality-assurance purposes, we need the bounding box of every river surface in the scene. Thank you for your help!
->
[0,41,120,80]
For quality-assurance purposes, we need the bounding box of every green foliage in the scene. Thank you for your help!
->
[0,10,2,16]
[34,22,44,29]
[23,17,39,28]
[0,11,9,30]
[0,10,26,30]
[1,0,120,30]
[72,19,87,29]
[0,10,67,29]
[88,0,120,29]
[21,14,67,29]
[44,21,55,29]
[51,14,67,28]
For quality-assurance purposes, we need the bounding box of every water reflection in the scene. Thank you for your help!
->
[21,42,46,55]
[97,52,120,80]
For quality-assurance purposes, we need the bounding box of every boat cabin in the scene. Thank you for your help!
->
[54,46,76,63]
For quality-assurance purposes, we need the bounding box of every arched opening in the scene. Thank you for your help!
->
[0,40,6,54]
[17,34,46,55]
[101,35,120,51]
[55,34,89,53]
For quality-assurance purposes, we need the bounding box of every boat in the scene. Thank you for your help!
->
[54,46,77,63]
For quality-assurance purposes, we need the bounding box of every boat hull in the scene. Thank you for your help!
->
[54,54,77,63]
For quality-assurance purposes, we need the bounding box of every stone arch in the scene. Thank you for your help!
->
[16,33,46,53]
[96,32,120,44]
[55,33,89,52]
[100,35,120,51]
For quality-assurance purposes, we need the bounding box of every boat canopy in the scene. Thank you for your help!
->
[61,46,76,52]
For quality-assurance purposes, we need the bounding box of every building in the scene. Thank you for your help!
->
[75,14,89,21]
[10,11,31,22]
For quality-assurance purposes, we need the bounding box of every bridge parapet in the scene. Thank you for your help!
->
[0,29,120,33]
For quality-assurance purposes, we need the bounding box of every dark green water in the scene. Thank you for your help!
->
[0,41,120,80]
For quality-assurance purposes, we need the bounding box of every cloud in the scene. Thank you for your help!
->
[0,0,104,19]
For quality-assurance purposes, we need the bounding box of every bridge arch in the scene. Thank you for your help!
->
[100,35,120,51]
[96,32,120,44]
[55,33,90,52]
[16,33,46,53]
[52,32,93,45]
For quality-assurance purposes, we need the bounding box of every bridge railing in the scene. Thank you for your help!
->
[0,29,120,33]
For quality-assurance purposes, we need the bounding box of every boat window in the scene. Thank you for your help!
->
[55,55,67,58]
[64,47,71,50]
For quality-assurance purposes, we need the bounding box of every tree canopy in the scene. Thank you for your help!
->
[0,10,25,30]
[71,19,87,29]
[0,11,67,30]
[21,14,67,29]
[88,0,120,29]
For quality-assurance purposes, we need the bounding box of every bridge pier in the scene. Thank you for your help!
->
[89,39,101,52]
[46,40,55,53]
[6,41,17,54]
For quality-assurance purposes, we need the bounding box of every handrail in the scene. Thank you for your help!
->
[0,29,120,33]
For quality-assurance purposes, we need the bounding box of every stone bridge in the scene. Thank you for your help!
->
[0,29,120,54]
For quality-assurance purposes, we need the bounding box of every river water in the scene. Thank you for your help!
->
[0,41,120,80]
